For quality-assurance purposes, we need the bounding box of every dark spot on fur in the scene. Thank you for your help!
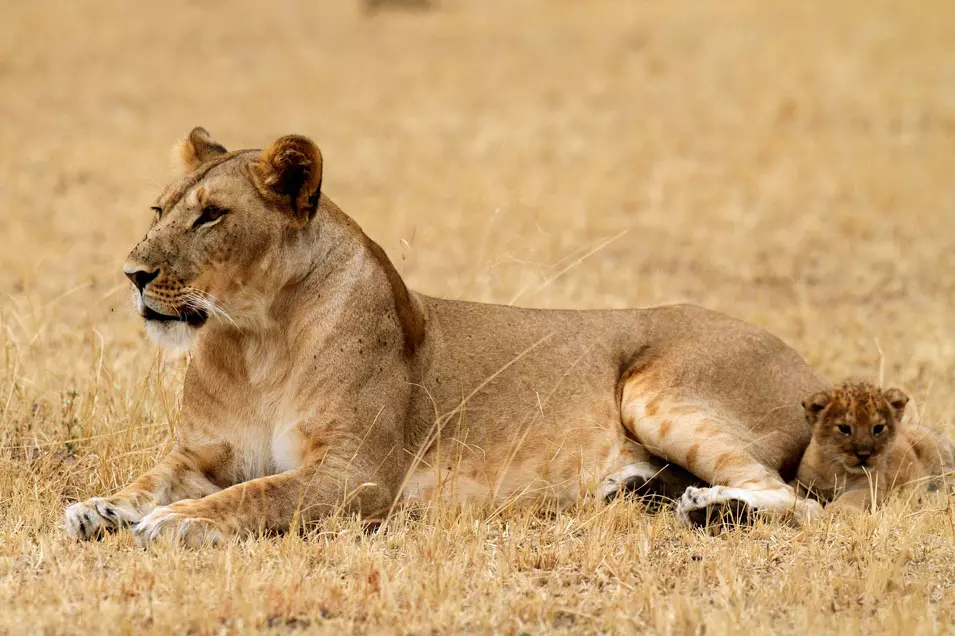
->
[685,443,700,471]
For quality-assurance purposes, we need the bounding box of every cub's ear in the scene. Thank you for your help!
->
[177,127,228,172]
[883,387,909,422]
[802,391,831,427]
[254,135,323,223]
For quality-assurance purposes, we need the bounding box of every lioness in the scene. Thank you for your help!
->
[66,128,826,546]
[796,381,954,512]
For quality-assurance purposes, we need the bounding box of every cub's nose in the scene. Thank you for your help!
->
[855,449,872,460]
[124,265,160,292]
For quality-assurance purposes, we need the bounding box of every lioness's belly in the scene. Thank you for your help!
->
[403,407,636,506]
[405,298,650,505]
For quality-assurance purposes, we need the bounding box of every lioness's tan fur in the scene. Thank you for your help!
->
[66,130,827,545]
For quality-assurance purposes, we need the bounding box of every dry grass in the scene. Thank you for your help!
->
[2,0,955,633]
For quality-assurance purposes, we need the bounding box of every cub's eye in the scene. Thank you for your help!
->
[837,424,852,436]
[873,424,886,435]
[194,204,228,227]
[150,206,162,217]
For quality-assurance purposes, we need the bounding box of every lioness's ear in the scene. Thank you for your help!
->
[802,391,831,427]
[254,135,323,222]
[883,387,909,422]
[178,127,228,172]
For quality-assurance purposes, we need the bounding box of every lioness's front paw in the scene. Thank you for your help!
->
[134,505,224,548]
[65,497,144,540]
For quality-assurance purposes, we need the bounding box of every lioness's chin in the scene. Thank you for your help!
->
[145,319,200,352]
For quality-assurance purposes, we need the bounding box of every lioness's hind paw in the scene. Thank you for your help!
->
[677,486,752,529]
[677,485,821,529]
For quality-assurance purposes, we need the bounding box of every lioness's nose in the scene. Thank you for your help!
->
[124,265,159,292]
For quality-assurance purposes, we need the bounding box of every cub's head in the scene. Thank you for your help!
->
[803,381,909,473]
[124,128,323,349]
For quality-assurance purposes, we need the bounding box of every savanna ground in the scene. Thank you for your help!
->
[1,1,955,633]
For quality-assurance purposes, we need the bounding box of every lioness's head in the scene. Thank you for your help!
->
[802,381,909,473]
[124,128,323,350]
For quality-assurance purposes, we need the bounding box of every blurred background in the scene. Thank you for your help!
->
[1,0,954,430]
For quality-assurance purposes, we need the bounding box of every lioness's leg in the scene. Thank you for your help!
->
[133,454,393,547]
[65,444,227,540]
[601,446,706,506]
[621,387,821,526]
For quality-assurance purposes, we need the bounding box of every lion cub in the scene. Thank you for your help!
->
[795,381,954,512]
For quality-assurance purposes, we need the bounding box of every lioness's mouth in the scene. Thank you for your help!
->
[142,305,208,327]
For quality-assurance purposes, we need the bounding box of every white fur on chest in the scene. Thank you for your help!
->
[271,424,305,473]
[223,331,314,481]
[231,415,305,481]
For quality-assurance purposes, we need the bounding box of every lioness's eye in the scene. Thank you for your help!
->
[837,424,852,435]
[150,205,162,217]
[194,205,228,227]
[873,424,885,435]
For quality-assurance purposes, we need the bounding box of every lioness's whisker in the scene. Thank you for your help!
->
[182,291,237,327]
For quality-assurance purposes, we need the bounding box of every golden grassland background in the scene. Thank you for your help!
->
[2,0,955,633]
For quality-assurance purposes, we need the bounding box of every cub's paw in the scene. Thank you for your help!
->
[677,486,752,529]
[134,505,224,548]
[65,497,143,540]
[795,497,823,525]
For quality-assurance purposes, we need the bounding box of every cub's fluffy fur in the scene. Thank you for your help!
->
[796,380,954,512]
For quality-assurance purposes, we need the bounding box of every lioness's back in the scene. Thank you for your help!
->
[417,297,823,440]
